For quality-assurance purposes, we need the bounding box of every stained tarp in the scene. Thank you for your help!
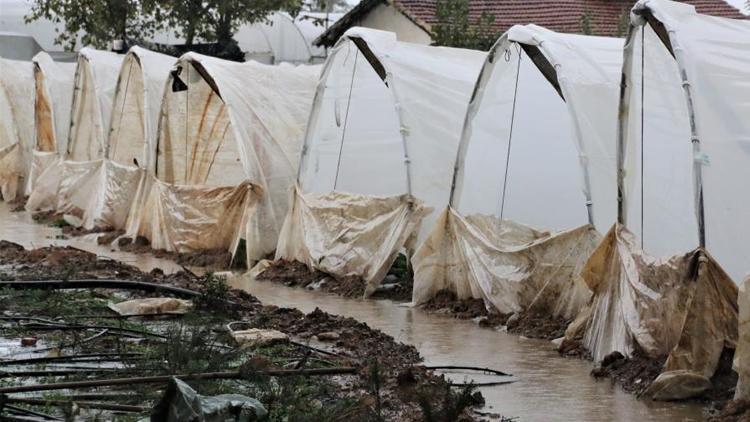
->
[276,28,486,292]
[27,52,76,193]
[125,54,318,261]
[0,57,35,201]
[735,276,750,399]
[152,378,267,421]
[49,47,175,230]
[619,0,750,283]
[26,48,123,213]
[565,224,737,400]
[411,26,622,316]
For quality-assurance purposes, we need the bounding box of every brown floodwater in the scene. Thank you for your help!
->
[0,203,705,421]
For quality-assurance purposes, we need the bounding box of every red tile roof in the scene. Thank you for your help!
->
[315,0,747,46]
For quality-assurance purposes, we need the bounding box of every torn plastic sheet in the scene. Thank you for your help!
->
[56,159,144,230]
[126,175,261,254]
[565,223,738,400]
[151,377,267,421]
[275,186,429,296]
[412,207,596,320]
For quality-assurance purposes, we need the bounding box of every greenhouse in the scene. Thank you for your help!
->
[566,0,747,401]
[410,25,622,323]
[125,52,319,263]
[0,57,35,202]
[276,27,486,295]
[27,52,75,193]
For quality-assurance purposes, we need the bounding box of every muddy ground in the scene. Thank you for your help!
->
[0,241,488,421]
[257,259,414,303]
[419,290,571,341]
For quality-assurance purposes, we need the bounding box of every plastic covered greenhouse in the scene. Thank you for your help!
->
[27,48,123,212]
[0,57,34,202]
[411,25,621,324]
[50,47,174,231]
[27,52,76,193]
[124,52,319,264]
[564,0,746,401]
[275,28,487,295]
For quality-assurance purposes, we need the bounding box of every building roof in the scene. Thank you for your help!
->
[315,0,747,47]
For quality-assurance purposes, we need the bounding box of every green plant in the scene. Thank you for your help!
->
[418,383,478,422]
[432,0,498,51]
[195,272,231,310]
[580,10,593,35]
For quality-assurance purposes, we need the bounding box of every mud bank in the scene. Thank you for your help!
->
[117,235,236,269]
[0,242,485,420]
[257,259,414,302]
[420,290,570,341]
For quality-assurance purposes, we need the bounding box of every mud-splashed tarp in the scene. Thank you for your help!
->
[411,25,621,316]
[26,48,123,214]
[412,208,597,319]
[565,224,737,400]
[276,28,486,291]
[48,47,174,230]
[125,54,319,261]
[27,52,75,193]
[128,178,261,253]
[276,186,429,295]
[734,276,750,399]
[0,57,34,201]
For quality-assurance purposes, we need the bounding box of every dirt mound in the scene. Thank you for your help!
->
[257,259,413,302]
[708,398,750,421]
[118,236,234,269]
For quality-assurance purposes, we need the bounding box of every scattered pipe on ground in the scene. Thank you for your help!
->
[0,367,359,394]
[4,397,148,413]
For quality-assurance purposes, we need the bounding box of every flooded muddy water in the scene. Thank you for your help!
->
[0,203,705,421]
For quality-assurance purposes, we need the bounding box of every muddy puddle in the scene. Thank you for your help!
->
[0,203,705,421]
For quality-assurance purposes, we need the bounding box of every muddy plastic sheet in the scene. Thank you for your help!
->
[734,276,750,399]
[56,159,144,230]
[25,157,63,212]
[152,378,267,421]
[566,223,738,400]
[412,207,596,319]
[127,175,261,254]
[0,143,22,201]
[275,187,429,296]
[26,150,59,195]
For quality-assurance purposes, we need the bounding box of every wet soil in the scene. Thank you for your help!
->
[0,241,481,421]
[420,290,571,341]
[708,398,750,421]
[257,259,414,302]
[586,344,737,409]
[118,236,234,269]
[8,196,27,212]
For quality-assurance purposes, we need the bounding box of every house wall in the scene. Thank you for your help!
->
[359,3,432,44]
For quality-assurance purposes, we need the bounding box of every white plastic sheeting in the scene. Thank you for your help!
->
[0,57,35,201]
[276,28,486,292]
[27,52,75,193]
[66,48,123,161]
[26,48,124,218]
[238,12,341,64]
[411,26,622,317]
[619,0,750,283]
[126,53,318,260]
[48,47,175,231]
[565,0,748,401]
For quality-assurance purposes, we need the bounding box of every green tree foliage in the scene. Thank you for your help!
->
[431,0,498,51]
[25,0,159,50]
[147,0,303,47]
[26,0,305,55]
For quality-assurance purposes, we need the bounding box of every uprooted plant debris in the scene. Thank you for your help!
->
[257,256,414,302]
[0,242,486,421]
[419,290,572,341]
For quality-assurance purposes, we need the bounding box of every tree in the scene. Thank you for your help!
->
[304,0,349,13]
[431,0,497,51]
[26,0,159,50]
[148,0,303,47]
